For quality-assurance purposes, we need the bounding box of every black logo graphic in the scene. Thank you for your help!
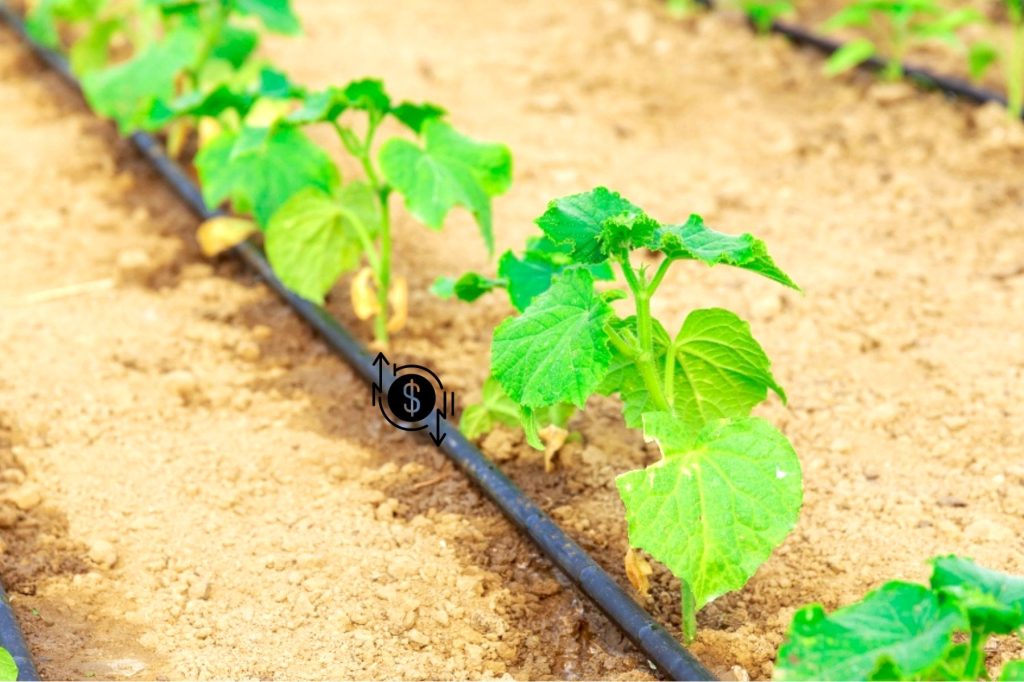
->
[371,352,453,447]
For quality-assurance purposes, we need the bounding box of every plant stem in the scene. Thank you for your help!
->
[964,630,988,680]
[619,258,671,413]
[1009,19,1024,119]
[647,257,674,296]
[374,197,392,345]
[188,2,229,89]
[605,324,638,358]
[331,119,392,345]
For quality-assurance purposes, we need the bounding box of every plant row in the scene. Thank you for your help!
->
[674,0,1024,118]
[19,0,1024,678]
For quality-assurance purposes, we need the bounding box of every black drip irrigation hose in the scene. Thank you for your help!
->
[0,582,37,681]
[0,6,716,680]
[698,0,1020,115]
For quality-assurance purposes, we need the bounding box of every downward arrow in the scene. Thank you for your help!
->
[429,409,447,448]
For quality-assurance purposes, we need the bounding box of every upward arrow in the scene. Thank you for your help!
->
[371,352,389,405]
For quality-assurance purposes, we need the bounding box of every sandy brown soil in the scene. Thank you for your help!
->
[1,0,1024,679]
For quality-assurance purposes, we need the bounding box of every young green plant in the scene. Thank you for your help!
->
[775,555,1024,681]
[965,1,1024,119]
[195,79,512,345]
[823,0,985,80]
[448,187,802,640]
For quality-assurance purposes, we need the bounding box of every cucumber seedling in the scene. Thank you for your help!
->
[195,79,512,344]
[775,556,1024,681]
[822,0,985,80]
[449,187,802,639]
[965,1,1024,119]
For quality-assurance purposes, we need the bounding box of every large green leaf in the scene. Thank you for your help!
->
[653,215,799,289]
[491,268,613,408]
[379,120,511,253]
[602,308,785,429]
[930,555,1024,635]
[617,416,802,620]
[264,182,378,304]
[81,25,202,133]
[195,125,340,227]
[774,582,970,681]
[535,187,642,264]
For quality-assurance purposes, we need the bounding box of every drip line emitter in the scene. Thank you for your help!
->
[0,5,717,680]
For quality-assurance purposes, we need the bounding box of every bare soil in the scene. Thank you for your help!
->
[1,0,1023,679]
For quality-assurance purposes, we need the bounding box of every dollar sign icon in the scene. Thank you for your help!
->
[387,373,435,422]
[403,381,421,416]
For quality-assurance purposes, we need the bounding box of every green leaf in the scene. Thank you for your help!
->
[68,17,122,75]
[234,0,301,34]
[774,582,970,681]
[599,212,660,257]
[498,237,615,312]
[824,39,877,77]
[967,42,1000,81]
[930,555,1024,635]
[0,648,17,682]
[603,308,786,430]
[196,125,340,227]
[287,87,347,124]
[379,119,512,254]
[653,215,799,289]
[212,24,260,68]
[617,416,802,613]
[81,24,202,133]
[342,78,391,115]
[460,377,522,440]
[392,101,447,133]
[265,185,374,304]
[999,661,1024,681]
[491,268,613,408]
[26,0,104,48]
[823,4,874,30]
[535,187,642,264]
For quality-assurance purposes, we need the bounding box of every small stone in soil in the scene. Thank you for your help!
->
[88,539,118,568]
[5,485,42,511]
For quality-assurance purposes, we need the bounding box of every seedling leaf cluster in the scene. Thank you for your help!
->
[775,556,1024,681]
[449,187,802,637]
[28,0,512,345]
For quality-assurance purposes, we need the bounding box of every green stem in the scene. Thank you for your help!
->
[1009,20,1024,119]
[619,258,671,413]
[647,257,674,296]
[330,120,393,345]
[605,324,638,358]
[374,197,392,345]
[663,340,677,406]
[188,2,229,89]
[964,630,988,680]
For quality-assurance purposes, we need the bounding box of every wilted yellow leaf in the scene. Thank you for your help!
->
[197,118,223,149]
[624,548,653,599]
[166,119,191,159]
[196,217,257,257]
[351,268,379,320]
[539,424,569,473]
